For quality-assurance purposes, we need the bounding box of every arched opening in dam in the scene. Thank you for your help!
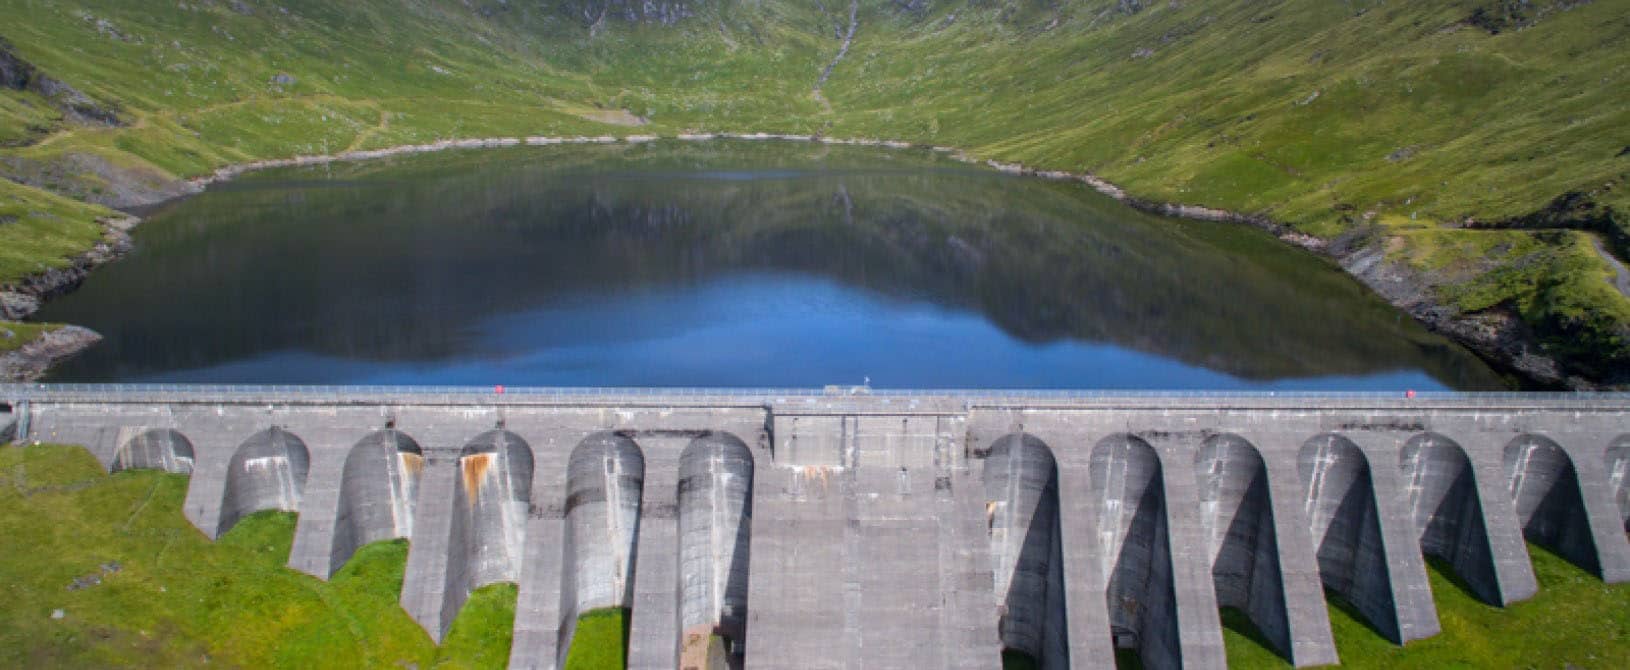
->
[1504,434,1601,577]
[442,429,533,635]
[1194,434,1294,664]
[33,141,1508,391]
[218,427,310,536]
[330,429,425,577]
[677,432,754,668]
[1299,434,1401,643]
[560,431,645,666]
[1607,437,1630,537]
[1089,434,1180,669]
[112,428,195,474]
[983,433,1068,669]
[1399,433,1502,605]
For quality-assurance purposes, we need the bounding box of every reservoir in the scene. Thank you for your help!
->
[35,141,1504,390]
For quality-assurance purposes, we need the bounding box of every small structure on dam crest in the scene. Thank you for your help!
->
[4,386,1629,669]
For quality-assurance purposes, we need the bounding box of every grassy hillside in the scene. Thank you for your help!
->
[1,0,1627,382]
[1221,547,1630,668]
[0,442,645,668]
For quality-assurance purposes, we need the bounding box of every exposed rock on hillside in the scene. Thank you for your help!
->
[1,153,198,209]
[1465,0,1595,34]
[564,0,701,27]
[0,39,123,127]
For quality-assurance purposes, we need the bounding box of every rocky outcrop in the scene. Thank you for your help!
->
[0,38,124,127]
[1464,0,1595,34]
[1336,240,1572,388]
[0,325,101,382]
[1,152,200,209]
[968,153,1612,388]
[563,0,701,29]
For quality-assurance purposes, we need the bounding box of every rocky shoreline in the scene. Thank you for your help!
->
[0,133,1588,388]
[0,325,102,382]
[0,214,137,380]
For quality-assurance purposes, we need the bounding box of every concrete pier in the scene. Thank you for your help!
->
[5,385,1629,669]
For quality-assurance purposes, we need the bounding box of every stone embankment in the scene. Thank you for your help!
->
[0,132,1596,387]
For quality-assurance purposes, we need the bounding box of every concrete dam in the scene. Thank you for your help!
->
[3,386,1629,669]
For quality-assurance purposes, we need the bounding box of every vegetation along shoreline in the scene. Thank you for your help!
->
[0,132,1607,387]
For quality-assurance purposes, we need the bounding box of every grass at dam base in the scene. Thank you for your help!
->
[1,444,1627,669]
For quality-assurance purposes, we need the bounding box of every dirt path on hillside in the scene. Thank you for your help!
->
[1589,233,1630,298]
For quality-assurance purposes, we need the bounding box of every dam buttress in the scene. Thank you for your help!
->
[4,386,1628,669]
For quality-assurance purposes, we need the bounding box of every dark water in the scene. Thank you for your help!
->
[36,141,1505,390]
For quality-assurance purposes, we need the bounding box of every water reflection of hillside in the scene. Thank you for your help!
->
[40,142,1504,388]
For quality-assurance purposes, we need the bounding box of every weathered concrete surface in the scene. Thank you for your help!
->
[1400,434,1501,604]
[746,407,1001,669]
[7,386,1630,669]
[111,427,194,474]
[217,427,309,536]
[675,433,754,665]
[1609,436,1630,533]
[1194,435,1294,664]
[984,434,1068,668]
[327,430,423,576]
[443,430,533,636]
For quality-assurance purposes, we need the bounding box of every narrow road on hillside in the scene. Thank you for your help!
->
[1589,233,1630,298]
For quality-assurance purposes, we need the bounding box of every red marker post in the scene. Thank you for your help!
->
[495,384,506,395]
[1405,389,1416,399]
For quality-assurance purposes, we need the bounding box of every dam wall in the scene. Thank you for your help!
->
[4,386,1629,669]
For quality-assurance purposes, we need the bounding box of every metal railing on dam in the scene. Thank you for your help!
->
[7,381,1630,406]
[3,384,1629,669]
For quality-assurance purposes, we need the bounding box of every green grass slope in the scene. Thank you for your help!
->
[564,607,630,670]
[1221,546,1630,668]
[0,0,1627,382]
[0,443,515,668]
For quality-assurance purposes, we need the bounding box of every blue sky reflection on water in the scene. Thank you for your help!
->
[35,142,1504,390]
[128,273,1449,391]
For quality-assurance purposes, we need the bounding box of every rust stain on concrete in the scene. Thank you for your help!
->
[400,452,424,477]
[461,452,493,498]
